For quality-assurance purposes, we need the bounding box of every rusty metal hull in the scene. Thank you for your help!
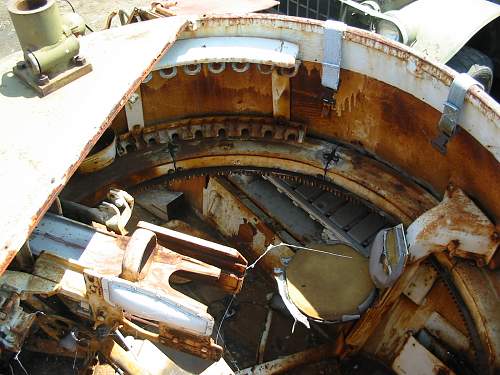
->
[0,11,499,375]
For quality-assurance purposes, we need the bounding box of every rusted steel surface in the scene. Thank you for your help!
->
[292,64,500,225]
[439,253,500,368]
[78,128,117,174]
[137,221,247,293]
[141,64,273,120]
[359,252,498,370]
[121,317,224,361]
[203,177,294,273]
[180,14,499,157]
[2,12,498,278]
[0,16,190,276]
[63,138,436,227]
[139,57,500,224]
[171,14,500,223]
[117,115,306,154]
[361,277,470,365]
[407,185,499,266]
[345,261,421,351]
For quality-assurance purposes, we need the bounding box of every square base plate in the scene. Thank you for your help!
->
[13,62,93,97]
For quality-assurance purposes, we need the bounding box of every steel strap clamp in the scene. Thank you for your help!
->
[322,20,346,90]
[431,73,483,154]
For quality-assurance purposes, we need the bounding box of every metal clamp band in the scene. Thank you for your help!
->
[321,20,346,91]
[432,73,483,154]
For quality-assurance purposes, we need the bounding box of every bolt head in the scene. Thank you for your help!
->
[73,55,86,66]
[16,61,26,70]
[128,93,139,104]
[36,74,49,86]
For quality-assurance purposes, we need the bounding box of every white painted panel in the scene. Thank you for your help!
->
[155,37,299,69]
[403,263,438,305]
[393,336,455,375]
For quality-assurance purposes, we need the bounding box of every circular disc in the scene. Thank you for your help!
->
[285,243,375,321]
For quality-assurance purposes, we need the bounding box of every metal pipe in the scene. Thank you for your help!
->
[100,338,147,375]
[60,199,107,225]
[237,345,336,374]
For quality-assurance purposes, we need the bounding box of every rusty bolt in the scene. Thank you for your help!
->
[172,338,179,344]
[0,311,7,320]
[73,55,86,66]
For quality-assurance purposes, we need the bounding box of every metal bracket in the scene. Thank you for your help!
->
[431,73,483,154]
[125,89,145,131]
[321,20,346,91]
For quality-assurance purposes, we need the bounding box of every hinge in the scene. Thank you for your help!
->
[431,73,483,154]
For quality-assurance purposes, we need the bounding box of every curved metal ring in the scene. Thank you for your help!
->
[231,62,250,73]
[159,67,177,79]
[257,64,274,75]
[208,62,226,74]
[120,228,158,282]
[183,63,202,76]
[142,72,153,83]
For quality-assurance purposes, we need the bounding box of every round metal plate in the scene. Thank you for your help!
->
[285,243,375,321]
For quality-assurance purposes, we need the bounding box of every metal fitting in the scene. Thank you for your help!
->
[159,66,177,79]
[231,62,250,73]
[183,63,202,75]
[207,62,226,74]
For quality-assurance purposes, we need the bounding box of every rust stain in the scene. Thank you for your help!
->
[142,64,273,122]
[335,73,366,117]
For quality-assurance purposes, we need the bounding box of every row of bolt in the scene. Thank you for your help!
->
[142,62,300,83]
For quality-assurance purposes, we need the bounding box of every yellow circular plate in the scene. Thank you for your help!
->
[286,243,375,321]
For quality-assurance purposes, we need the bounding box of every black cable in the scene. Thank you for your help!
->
[60,0,75,13]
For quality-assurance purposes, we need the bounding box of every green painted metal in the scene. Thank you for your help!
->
[8,0,80,76]
[8,0,63,52]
